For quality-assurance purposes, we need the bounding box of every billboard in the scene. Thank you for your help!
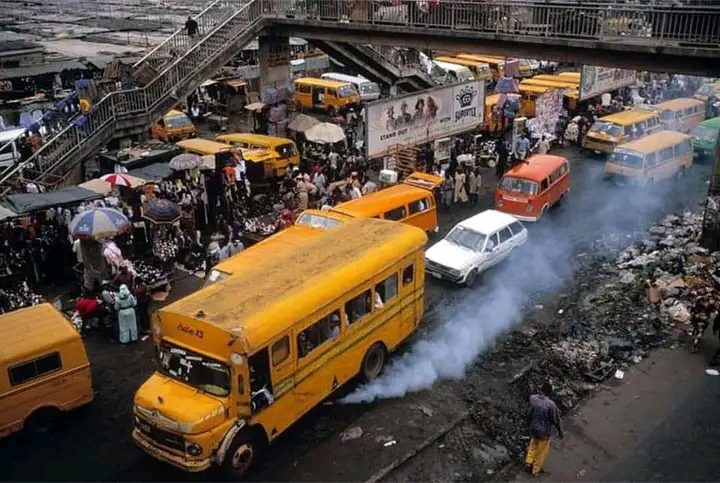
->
[579,66,636,101]
[364,80,485,159]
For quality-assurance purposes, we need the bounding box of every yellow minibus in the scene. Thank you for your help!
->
[132,218,427,478]
[583,110,661,154]
[215,133,300,175]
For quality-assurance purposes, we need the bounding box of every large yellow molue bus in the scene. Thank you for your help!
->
[132,218,427,478]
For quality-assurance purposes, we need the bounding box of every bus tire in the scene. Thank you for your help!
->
[223,432,259,480]
[676,166,687,180]
[25,407,60,435]
[361,343,387,382]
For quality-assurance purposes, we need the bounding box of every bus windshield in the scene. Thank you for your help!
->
[359,83,380,95]
[158,342,231,397]
[338,85,358,98]
[165,115,191,128]
[611,150,645,169]
[296,212,343,230]
[589,121,623,137]
[276,143,298,157]
[500,176,539,195]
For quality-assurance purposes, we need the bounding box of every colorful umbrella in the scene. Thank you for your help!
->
[169,153,203,171]
[100,173,132,187]
[288,113,320,132]
[69,208,131,240]
[143,198,182,224]
[304,122,346,144]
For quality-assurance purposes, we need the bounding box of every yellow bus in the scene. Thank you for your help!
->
[1,304,94,438]
[132,218,427,478]
[175,138,277,180]
[604,130,693,184]
[583,110,661,154]
[456,54,516,79]
[215,133,300,176]
[643,98,705,133]
[293,77,361,116]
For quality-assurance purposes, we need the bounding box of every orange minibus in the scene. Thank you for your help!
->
[495,155,570,221]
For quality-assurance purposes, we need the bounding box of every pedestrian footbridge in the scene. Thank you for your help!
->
[2,0,717,192]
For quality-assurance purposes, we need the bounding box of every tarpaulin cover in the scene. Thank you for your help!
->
[128,162,174,182]
[2,186,101,215]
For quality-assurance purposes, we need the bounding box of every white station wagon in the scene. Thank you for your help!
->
[425,210,527,286]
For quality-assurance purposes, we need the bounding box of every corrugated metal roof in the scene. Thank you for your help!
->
[0,60,88,80]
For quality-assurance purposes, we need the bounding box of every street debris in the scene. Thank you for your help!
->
[340,426,363,442]
[383,440,397,447]
[705,369,720,376]
[614,369,625,380]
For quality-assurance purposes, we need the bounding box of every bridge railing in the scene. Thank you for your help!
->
[263,0,720,46]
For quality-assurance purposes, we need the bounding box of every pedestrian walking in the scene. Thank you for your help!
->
[441,172,454,209]
[134,276,150,335]
[114,284,138,344]
[690,286,716,353]
[185,16,199,44]
[525,382,563,477]
[469,168,482,206]
[454,168,468,203]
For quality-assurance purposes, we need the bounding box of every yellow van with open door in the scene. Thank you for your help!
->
[176,138,280,179]
[215,133,299,175]
[0,304,93,438]
[293,77,361,116]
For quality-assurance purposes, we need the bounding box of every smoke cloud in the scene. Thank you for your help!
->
[341,160,703,404]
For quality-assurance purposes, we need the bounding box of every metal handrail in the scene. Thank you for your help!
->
[359,45,433,84]
[262,0,720,46]
[1,0,262,188]
[132,0,237,68]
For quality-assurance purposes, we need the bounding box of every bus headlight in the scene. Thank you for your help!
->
[186,442,203,456]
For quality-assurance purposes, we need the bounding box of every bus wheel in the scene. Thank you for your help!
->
[676,166,687,180]
[25,407,60,434]
[361,343,387,382]
[223,433,258,480]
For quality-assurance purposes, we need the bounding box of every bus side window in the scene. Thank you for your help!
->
[384,206,406,221]
[345,290,372,325]
[402,264,414,286]
[540,178,549,193]
[660,147,674,163]
[408,199,427,215]
[297,310,341,358]
[271,336,290,366]
[645,152,657,167]
[375,273,398,307]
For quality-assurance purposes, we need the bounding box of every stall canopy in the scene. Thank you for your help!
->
[128,162,174,182]
[1,186,101,215]
[79,175,147,195]
[0,205,18,221]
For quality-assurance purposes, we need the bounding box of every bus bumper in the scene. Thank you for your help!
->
[132,429,212,473]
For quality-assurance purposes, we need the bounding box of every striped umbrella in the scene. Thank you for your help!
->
[69,208,131,240]
[100,173,132,187]
[169,153,203,171]
[143,198,182,224]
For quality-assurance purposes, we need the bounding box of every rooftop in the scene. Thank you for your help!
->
[458,209,519,235]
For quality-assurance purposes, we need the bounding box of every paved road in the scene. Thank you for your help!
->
[0,147,712,481]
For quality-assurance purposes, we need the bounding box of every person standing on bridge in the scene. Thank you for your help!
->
[185,16,199,44]
[525,382,563,477]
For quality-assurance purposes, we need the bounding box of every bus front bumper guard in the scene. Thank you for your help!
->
[132,429,212,473]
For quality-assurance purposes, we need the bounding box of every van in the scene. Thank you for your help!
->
[215,133,299,175]
[132,218,427,478]
[296,172,445,234]
[693,82,720,103]
[293,77,361,116]
[690,116,720,160]
[583,110,661,154]
[151,110,196,142]
[604,130,693,184]
[175,138,277,180]
[429,60,475,84]
[320,73,381,102]
[495,154,570,222]
[1,304,93,438]
[0,128,25,170]
[456,54,516,80]
[642,98,705,133]
[433,57,493,82]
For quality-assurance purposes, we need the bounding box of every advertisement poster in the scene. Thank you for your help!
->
[534,88,564,135]
[365,81,485,159]
[579,66,636,101]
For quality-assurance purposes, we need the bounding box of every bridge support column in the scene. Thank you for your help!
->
[258,34,291,95]
[701,147,720,251]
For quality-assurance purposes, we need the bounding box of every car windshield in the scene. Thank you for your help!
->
[338,85,358,98]
[611,150,645,168]
[359,83,380,94]
[446,225,485,251]
[500,176,538,195]
[296,212,342,230]
[691,125,719,142]
[158,343,231,397]
[165,115,190,128]
[204,269,231,287]
[589,121,622,137]
[276,143,298,157]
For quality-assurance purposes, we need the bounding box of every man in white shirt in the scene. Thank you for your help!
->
[350,182,362,200]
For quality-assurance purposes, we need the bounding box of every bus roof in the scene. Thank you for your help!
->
[160,218,427,352]
[164,109,186,118]
[176,138,232,155]
[331,183,434,218]
[530,75,580,86]
[435,56,489,69]
[432,60,476,74]
[558,72,581,81]
[617,130,690,153]
[457,54,510,65]
[0,304,79,362]
[504,154,568,181]
[321,72,373,85]
[699,116,720,128]
[523,78,579,89]
[653,97,704,111]
[215,133,294,146]
[598,109,658,124]
[294,77,352,88]
[518,83,578,99]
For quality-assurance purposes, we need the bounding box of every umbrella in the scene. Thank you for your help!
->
[69,208,131,240]
[304,122,346,144]
[288,113,320,132]
[143,198,182,224]
[100,173,132,187]
[169,153,203,171]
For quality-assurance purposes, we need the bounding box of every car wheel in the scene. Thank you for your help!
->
[361,342,387,382]
[223,432,259,480]
[464,269,479,288]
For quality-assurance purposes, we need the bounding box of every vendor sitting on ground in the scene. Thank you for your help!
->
[75,287,99,334]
